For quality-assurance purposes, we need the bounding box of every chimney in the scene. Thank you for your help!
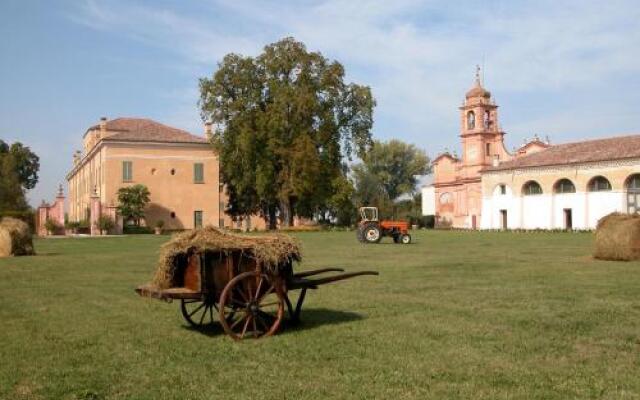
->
[99,117,107,131]
[204,121,213,140]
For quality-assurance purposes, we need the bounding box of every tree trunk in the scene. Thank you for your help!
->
[268,205,277,230]
[280,198,293,227]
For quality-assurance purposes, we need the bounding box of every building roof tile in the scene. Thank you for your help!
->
[91,118,207,144]
[485,134,640,172]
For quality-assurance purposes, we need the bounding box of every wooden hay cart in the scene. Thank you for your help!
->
[135,228,377,340]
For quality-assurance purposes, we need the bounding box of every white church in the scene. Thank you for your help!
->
[423,70,640,230]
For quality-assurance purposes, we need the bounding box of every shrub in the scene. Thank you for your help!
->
[64,220,80,232]
[44,218,61,234]
[155,220,165,229]
[123,225,153,235]
[96,215,115,234]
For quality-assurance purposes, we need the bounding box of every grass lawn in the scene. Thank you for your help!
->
[1,230,640,399]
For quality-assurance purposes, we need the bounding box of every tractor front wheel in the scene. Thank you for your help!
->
[401,234,411,244]
[363,224,382,243]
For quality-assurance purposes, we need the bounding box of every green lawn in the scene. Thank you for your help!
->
[1,231,640,399]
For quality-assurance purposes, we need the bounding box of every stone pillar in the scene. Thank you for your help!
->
[37,201,50,236]
[90,186,101,236]
[54,184,65,228]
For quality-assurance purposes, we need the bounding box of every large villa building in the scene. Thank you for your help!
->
[423,69,640,230]
[66,117,265,233]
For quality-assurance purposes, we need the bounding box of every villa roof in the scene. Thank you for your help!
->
[485,134,640,172]
[90,118,207,144]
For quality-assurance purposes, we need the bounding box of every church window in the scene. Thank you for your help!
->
[588,176,611,192]
[484,110,491,129]
[439,192,452,204]
[554,179,576,194]
[467,111,475,130]
[485,143,491,157]
[522,181,543,196]
[499,184,506,195]
[626,174,640,190]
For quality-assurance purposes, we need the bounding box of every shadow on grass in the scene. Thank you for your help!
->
[180,308,364,338]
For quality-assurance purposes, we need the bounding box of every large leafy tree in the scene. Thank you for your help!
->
[116,184,151,226]
[353,140,430,217]
[199,37,375,229]
[0,140,39,211]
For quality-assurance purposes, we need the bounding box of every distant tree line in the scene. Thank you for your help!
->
[200,37,430,229]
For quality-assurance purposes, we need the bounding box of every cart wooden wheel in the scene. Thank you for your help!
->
[219,271,285,340]
[180,296,217,327]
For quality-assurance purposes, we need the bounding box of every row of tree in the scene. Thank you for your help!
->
[199,37,430,229]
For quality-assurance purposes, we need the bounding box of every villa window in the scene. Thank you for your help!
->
[122,161,132,182]
[522,181,543,196]
[554,179,576,194]
[194,163,204,183]
[588,176,612,192]
[499,184,506,195]
[194,211,203,229]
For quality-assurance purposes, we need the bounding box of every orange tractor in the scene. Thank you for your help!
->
[356,207,411,244]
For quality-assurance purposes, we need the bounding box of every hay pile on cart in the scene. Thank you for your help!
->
[136,227,377,340]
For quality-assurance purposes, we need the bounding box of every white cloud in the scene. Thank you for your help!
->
[67,0,640,152]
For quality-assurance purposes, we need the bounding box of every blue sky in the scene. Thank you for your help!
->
[1,0,639,206]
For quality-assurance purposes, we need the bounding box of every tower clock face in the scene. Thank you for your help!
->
[467,146,478,161]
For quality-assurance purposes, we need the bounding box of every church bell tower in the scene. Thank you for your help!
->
[459,66,505,171]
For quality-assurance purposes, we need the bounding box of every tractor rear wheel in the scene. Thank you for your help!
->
[363,223,382,243]
[401,234,411,244]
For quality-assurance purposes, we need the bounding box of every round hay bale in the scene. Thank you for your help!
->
[594,212,640,261]
[0,217,35,257]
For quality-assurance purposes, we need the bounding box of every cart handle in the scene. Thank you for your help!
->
[293,267,345,278]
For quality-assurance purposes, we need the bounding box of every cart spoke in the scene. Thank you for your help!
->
[209,304,214,324]
[252,316,259,337]
[230,312,247,330]
[254,277,264,301]
[258,301,280,308]
[236,286,250,303]
[199,305,208,325]
[240,316,251,339]
[188,302,206,318]
[230,298,247,308]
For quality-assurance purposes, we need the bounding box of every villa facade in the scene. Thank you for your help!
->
[66,117,266,233]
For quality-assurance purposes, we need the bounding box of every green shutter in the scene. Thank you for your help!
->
[122,161,132,182]
[194,163,204,183]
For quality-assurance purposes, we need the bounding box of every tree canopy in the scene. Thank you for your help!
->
[353,139,430,216]
[0,140,40,212]
[116,185,151,226]
[199,37,375,229]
